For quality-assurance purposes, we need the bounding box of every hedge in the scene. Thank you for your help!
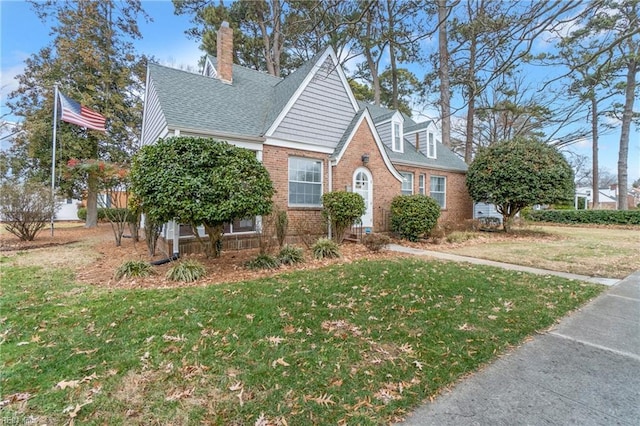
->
[523,209,640,225]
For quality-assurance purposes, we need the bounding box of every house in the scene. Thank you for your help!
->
[575,185,636,209]
[140,22,472,255]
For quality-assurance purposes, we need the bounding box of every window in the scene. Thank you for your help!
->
[419,174,426,195]
[392,121,403,152]
[427,132,436,158]
[401,172,413,195]
[224,217,256,233]
[430,176,446,208]
[289,157,322,206]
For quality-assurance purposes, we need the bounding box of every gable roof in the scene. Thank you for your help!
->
[331,108,403,182]
[148,61,280,138]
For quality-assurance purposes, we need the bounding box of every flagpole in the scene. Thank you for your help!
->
[51,85,59,237]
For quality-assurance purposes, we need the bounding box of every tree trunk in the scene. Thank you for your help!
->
[591,96,599,209]
[204,222,225,258]
[438,0,451,147]
[85,172,98,228]
[617,56,635,210]
[386,0,399,110]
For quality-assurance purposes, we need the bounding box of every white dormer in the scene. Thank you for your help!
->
[391,112,404,153]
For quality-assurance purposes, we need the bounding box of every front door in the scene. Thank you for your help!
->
[354,168,373,228]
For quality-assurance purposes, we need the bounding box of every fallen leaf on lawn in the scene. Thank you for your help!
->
[413,360,424,371]
[0,392,32,408]
[399,343,414,354]
[56,380,80,390]
[162,334,187,342]
[229,381,243,391]
[64,398,92,426]
[266,336,285,346]
[245,314,255,322]
[488,315,498,320]
[272,358,290,368]
[255,413,268,426]
[304,393,335,406]
[73,348,99,355]
[16,341,30,346]
[30,334,41,343]
[165,387,194,401]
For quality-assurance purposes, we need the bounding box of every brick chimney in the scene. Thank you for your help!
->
[217,21,233,84]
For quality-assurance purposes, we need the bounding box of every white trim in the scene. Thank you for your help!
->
[203,56,217,78]
[419,173,426,195]
[331,109,403,182]
[265,46,358,137]
[353,167,373,227]
[392,120,403,153]
[167,126,265,143]
[140,66,151,147]
[288,156,324,207]
[400,172,414,195]
[430,175,447,209]
[427,132,437,159]
[264,136,335,154]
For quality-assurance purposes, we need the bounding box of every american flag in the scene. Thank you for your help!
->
[58,91,106,132]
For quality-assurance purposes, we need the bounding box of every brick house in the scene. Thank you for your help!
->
[140,23,472,254]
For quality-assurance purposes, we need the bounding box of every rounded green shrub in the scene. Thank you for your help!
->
[277,245,304,265]
[312,237,341,259]
[321,191,365,243]
[114,260,154,280]
[245,253,281,270]
[166,259,206,282]
[390,195,441,242]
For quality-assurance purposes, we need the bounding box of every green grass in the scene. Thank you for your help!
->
[439,225,640,278]
[1,259,603,424]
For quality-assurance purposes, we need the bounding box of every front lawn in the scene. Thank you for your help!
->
[433,225,640,279]
[1,258,603,424]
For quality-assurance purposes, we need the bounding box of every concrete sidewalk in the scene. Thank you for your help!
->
[394,248,640,425]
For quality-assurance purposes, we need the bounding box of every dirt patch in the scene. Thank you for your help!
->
[1,223,399,289]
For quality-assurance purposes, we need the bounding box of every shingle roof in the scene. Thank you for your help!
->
[332,109,366,158]
[386,139,468,172]
[148,61,280,138]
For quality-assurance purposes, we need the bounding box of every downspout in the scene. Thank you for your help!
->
[327,159,334,240]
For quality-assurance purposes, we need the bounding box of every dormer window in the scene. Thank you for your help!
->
[427,132,436,158]
[392,121,403,152]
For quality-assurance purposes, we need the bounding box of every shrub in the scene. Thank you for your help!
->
[114,260,154,280]
[523,209,640,225]
[312,238,341,259]
[390,195,441,241]
[0,181,58,241]
[166,259,206,282]
[245,253,281,270]
[362,233,390,252]
[321,192,366,243]
[275,210,289,248]
[278,245,304,265]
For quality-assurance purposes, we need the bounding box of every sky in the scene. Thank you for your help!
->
[1,0,638,184]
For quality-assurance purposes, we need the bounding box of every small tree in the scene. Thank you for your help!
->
[0,180,58,241]
[66,159,134,247]
[130,137,275,258]
[466,138,574,232]
[321,191,366,243]
[390,195,441,241]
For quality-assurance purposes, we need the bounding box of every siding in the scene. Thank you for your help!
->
[272,57,356,148]
[376,122,392,149]
[142,78,168,146]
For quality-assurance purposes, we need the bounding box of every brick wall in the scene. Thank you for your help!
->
[262,145,328,238]
[332,119,402,232]
[394,165,473,223]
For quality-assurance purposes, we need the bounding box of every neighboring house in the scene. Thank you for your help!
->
[140,23,472,254]
[575,185,635,209]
